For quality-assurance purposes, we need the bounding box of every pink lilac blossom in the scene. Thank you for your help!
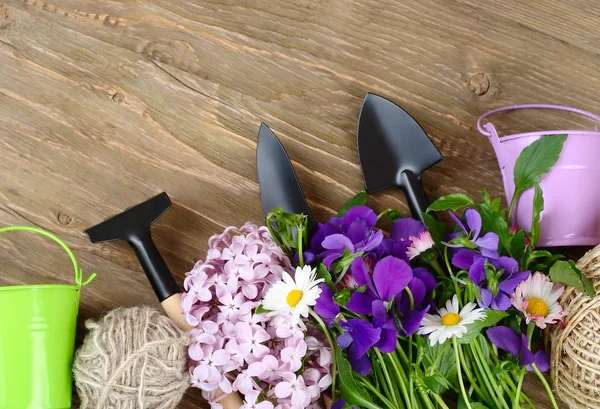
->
[182,223,331,408]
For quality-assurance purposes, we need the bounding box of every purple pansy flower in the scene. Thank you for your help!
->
[468,256,530,311]
[345,256,412,352]
[337,318,381,376]
[396,267,437,336]
[449,209,500,261]
[372,218,428,262]
[311,206,384,268]
[314,284,340,326]
[487,326,550,372]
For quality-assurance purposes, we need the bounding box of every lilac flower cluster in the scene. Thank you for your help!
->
[181,223,331,409]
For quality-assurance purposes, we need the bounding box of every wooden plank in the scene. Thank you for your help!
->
[3,0,599,407]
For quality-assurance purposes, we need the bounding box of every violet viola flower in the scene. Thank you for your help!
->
[314,284,340,326]
[311,206,384,268]
[468,256,530,311]
[396,267,437,336]
[345,256,412,352]
[449,209,500,262]
[337,318,381,376]
[372,218,427,262]
[487,326,550,372]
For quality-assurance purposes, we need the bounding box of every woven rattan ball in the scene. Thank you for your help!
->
[552,245,600,408]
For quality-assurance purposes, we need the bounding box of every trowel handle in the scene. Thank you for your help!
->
[129,233,181,302]
[399,170,430,223]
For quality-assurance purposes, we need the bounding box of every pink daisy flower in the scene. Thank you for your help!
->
[511,272,567,329]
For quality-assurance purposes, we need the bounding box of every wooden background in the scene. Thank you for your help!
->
[2,0,599,407]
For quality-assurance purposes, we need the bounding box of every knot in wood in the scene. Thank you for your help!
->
[112,93,124,104]
[0,4,12,29]
[57,212,73,225]
[468,73,491,96]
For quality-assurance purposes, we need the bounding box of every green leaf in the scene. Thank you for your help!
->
[456,310,508,344]
[338,191,368,217]
[334,288,352,306]
[477,203,510,250]
[377,208,406,222]
[335,346,382,409]
[513,134,567,196]
[490,197,502,212]
[509,230,526,260]
[530,183,544,248]
[316,264,335,291]
[255,304,270,314]
[427,193,476,212]
[422,212,447,244]
[423,373,453,394]
[458,396,489,409]
[481,188,491,205]
[549,260,596,297]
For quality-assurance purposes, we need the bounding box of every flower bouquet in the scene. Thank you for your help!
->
[183,134,595,409]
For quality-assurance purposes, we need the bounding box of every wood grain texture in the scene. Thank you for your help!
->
[2,0,599,407]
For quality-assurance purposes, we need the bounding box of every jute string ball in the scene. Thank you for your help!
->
[73,305,190,409]
[552,244,600,408]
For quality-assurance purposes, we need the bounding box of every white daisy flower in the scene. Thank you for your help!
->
[418,295,486,346]
[511,272,567,329]
[406,231,435,260]
[262,265,324,325]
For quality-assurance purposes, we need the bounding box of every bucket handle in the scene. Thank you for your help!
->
[477,104,600,137]
[0,226,96,290]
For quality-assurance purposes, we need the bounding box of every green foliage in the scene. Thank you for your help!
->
[335,346,383,409]
[338,191,368,217]
[334,288,352,306]
[549,260,596,297]
[377,208,406,221]
[456,310,509,345]
[422,212,447,244]
[513,134,567,194]
[530,183,544,248]
[316,263,335,291]
[477,203,510,251]
[508,230,526,261]
[427,193,476,212]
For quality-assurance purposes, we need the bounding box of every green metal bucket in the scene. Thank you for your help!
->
[0,226,95,409]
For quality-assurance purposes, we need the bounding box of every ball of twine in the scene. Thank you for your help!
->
[73,305,190,409]
[552,244,600,408]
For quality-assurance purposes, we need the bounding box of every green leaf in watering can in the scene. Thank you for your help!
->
[509,229,526,261]
[337,191,368,217]
[427,193,475,212]
[422,212,447,244]
[510,134,567,218]
[530,183,544,248]
[513,134,567,192]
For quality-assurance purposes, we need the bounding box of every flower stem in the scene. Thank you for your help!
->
[308,310,337,401]
[458,343,491,403]
[374,350,401,409]
[453,337,473,409]
[532,363,559,409]
[296,223,305,267]
[387,351,412,407]
[469,343,509,409]
[409,335,416,406]
[444,246,463,307]
[431,392,451,409]
[513,369,526,409]
[360,379,396,408]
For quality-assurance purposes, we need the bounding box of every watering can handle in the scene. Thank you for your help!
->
[477,104,600,137]
[0,226,96,290]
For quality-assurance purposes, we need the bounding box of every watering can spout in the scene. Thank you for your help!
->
[84,192,181,302]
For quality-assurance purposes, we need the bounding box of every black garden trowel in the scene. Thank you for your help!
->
[84,192,180,302]
[357,93,443,222]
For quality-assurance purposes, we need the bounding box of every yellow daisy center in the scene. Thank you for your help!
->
[441,312,461,326]
[286,289,303,307]
[526,297,548,317]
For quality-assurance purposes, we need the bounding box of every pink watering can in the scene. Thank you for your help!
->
[478,104,600,247]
